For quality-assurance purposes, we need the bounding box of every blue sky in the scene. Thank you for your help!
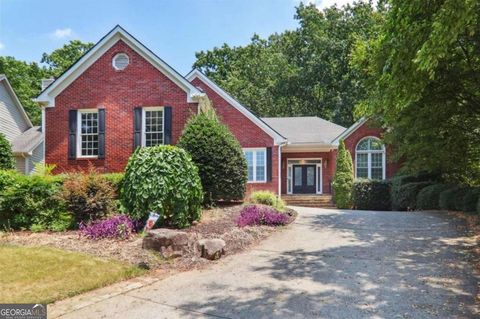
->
[0,0,352,74]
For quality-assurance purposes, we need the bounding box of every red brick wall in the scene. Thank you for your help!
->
[45,40,198,173]
[281,151,336,194]
[342,120,401,178]
[190,77,279,195]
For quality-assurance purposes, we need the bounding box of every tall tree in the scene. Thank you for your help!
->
[0,57,48,125]
[41,40,94,77]
[0,40,94,125]
[353,0,480,183]
[194,2,382,126]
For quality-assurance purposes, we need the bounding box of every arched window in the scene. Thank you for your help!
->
[355,137,385,180]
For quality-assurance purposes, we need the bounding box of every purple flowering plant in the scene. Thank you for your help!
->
[79,215,136,240]
[236,205,289,227]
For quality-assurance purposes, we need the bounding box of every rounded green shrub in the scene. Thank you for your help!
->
[0,133,15,170]
[477,197,480,215]
[352,179,391,211]
[463,187,480,212]
[394,182,432,211]
[391,171,439,210]
[453,187,470,211]
[102,172,124,196]
[0,170,18,192]
[332,140,354,209]
[121,145,203,228]
[177,111,247,205]
[416,184,452,210]
[439,186,464,211]
[249,191,285,211]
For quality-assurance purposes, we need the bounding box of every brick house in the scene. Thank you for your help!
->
[35,26,400,198]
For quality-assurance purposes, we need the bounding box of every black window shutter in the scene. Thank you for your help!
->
[68,110,77,159]
[133,107,142,150]
[98,108,105,159]
[164,106,172,145]
[266,147,272,182]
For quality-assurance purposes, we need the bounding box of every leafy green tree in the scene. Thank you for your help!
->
[0,133,15,170]
[194,2,382,126]
[177,110,248,205]
[352,0,480,184]
[332,140,354,208]
[0,57,48,125]
[41,40,94,77]
[0,40,93,125]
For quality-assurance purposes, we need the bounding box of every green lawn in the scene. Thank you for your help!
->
[0,244,143,304]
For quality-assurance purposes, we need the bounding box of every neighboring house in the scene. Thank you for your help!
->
[0,75,44,174]
[35,25,400,196]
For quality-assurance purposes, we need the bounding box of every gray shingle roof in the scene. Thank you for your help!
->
[12,126,43,154]
[261,117,346,145]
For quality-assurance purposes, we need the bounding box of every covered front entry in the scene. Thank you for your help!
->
[292,165,316,194]
[287,158,323,194]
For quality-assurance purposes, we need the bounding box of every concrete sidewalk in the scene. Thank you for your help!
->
[52,207,479,318]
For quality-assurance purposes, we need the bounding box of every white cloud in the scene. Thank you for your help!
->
[0,42,4,50]
[51,28,73,39]
[297,0,358,10]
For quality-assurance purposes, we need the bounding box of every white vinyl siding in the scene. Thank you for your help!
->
[243,148,267,183]
[27,142,44,174]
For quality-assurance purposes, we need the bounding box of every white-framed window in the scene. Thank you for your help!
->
[142,107,164,147]
[244,148,266,183]
[112,53,129,70]
[355,137,386,180]
[77,109,99,158]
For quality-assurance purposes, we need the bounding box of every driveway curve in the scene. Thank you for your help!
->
[57,207,479,318]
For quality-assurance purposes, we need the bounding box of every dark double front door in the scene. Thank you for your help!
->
[292,165,316,194]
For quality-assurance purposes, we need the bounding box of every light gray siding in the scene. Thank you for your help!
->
[27,141,44,174]
[14,156,26,174]
[0,81,30,142]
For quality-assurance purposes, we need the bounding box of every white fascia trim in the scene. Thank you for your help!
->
[186,69,287,145]
[332,117,368,145]
[35,26,203,107]
[0,75,33,128]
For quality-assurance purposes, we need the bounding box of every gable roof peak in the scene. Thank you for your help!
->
[35,26,204,107]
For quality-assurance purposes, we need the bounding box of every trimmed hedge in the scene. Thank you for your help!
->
[121,145,203,228]
[394,182,432,211]
[453,187,470,211]
[477,197,480,214]
[439,186,464,211]
[391,172,439,210]
[462,187,480,212]
[416,184,452,210]
[0,172,72,231]
[352,179,391,211]
[178,111,247,205]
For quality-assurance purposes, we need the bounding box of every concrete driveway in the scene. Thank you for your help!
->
[56,207,479,318]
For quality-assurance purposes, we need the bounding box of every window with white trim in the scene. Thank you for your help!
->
[355,137,385,180]
[112,53,129,70]
[78,110,99,157]
[244,148,266,182]
[142,107,164,147]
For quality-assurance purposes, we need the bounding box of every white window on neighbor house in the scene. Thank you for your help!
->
[244,148,266,183]
[142,107,164,147]
[355,136,386,180]
[77,110,99,157]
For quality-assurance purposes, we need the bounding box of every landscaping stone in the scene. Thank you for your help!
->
[142,229,188,258]
[196,238,226,260]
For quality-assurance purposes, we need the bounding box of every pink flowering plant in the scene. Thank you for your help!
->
[236,205,288,227]
[79,215,136,240]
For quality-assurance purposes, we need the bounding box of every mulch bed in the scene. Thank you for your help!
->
[0,205,297,272]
